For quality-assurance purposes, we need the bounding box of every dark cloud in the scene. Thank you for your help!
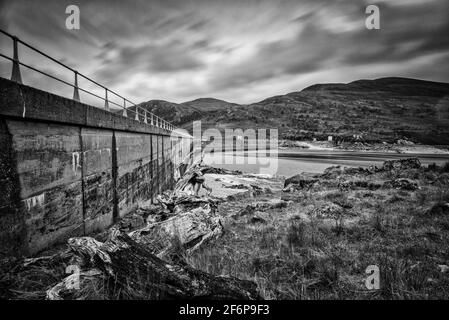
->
[340,1,449,66]
[0,0,448,103]
[208,0,449,93]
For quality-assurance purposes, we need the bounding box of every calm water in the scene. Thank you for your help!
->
[204,150,449,177]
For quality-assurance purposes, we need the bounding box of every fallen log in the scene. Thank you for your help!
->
[130,198,223,258]
[47,231,260,300]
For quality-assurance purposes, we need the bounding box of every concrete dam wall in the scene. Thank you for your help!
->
[0,77,192,256]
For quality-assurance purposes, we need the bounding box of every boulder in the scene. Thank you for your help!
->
[322,166,343,179]
[396,139,414,146]
[282,184,298,192]
[284,172,319,189]
[381,158,421,171]
[383,178,418,191]
[343,166,375,175]
[337,179,382,191]
[248,213,267,224]
[201,166,242,175]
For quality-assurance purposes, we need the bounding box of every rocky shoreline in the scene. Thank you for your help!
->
[279,139,449,154]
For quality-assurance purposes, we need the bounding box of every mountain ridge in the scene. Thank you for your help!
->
[129,77,449,144]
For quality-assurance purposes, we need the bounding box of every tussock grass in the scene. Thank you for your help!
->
[3,163,449,300]
[187,165,449,299]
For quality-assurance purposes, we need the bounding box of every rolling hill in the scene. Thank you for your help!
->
[130,77,449,144]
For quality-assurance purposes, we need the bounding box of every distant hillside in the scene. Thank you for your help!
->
[182,98,239,112]
[126,100,202,129]
[133,77,449,144]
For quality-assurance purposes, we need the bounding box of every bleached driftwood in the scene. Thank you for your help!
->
[46,163,257,300]
[46,231,260,300]
[130,203,223,258]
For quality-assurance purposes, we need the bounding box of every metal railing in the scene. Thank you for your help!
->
[0,28,175,131]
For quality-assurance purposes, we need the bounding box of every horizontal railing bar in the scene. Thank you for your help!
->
[0,29,177,130]
[0,29,77,73]
[0,53,143,115]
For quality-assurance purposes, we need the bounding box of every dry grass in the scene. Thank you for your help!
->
[3,162,449,300]
[186,164,449,299]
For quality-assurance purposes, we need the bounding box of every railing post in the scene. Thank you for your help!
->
[135,109,139,121]
[73,71,80,101]
[11,36,22,84]
[144,111,148,124]
[104,88,109,111]
[151,114,154,126]
[122,98,127,117]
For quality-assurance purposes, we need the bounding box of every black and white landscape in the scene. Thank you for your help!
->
[0,0,449,301]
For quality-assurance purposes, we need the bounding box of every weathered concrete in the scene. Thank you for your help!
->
[0,77,192,256]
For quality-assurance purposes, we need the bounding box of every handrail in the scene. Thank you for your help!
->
[0,28,176,131]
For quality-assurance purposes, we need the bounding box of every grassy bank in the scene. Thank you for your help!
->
[185,160,449,299]
[2,159,449,300]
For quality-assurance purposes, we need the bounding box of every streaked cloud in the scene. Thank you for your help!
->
[0,0,448,104]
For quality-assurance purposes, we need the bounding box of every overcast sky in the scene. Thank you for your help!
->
[0,0,448,105]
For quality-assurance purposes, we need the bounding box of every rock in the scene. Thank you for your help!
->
[201,166,242,175]
[284,172,319,189]
[337,179,383,191]
[282,184,297,192]
[226,192,251,201]
[321,166,343,179]
[381,158,421,171]
[224,184,248,189]
[249,184,266,196]
[343,167,375,175]
[242,173,274,179]
[248,214,266,224]
[396,139,415,146]
[255,199,288,210]
[234,204,256,218]
[223,183,269,197]
[383,178,418,191]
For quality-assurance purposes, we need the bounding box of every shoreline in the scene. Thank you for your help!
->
[279,140,449,155]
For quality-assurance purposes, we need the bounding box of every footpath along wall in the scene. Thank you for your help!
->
[0,77,192,256]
